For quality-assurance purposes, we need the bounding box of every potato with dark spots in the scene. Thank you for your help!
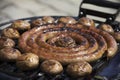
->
[0,47,21,62]
[0,37,15,49]
[11,20,31,30]
[2,28,20,39]
[16,53,39,71]
[31,19,46,27]
[113,32,120,42]
[78,17,95,27]
[66,61,92,77]
[40,60,63,75]
[99,24,114,34]
[42,16,55,23]
[58,17,77,24]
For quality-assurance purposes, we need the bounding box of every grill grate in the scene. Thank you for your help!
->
[0,0,120,80]
[0,16,119,80]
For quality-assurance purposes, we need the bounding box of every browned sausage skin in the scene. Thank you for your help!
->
[90,27,118,58]
[18,25,108,64]
[18,17,118,64]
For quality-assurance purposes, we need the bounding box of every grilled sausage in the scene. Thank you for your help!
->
[18,24,108,64]
[90,28,118,58]
[18,17,117,64]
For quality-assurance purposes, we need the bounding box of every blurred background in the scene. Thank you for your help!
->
[0,0,81,23]
[0,0,119,24]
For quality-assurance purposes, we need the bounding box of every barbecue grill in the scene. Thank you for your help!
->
[0,0,120,80]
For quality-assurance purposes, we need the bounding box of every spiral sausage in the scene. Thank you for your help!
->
[90,28,118,58]
[18,17,117,64]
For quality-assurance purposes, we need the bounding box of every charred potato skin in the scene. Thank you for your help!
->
[31,19,46,27]
[66,61,92,78]
[58,17,77,24]
[16,53,39,71]
[98,24,114,34]
[78,17,95,27]
[31,16,55,28]
[0,47,21,62]
[2,28,20,39]
[40,60,63,75]
[11,20,31,30]
[42,16,55,23]
[113,32,120,42]
[0,37,15,49]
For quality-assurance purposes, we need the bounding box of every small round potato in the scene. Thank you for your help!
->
[113,32,120,42]
[0,47,21,62]
[40,59,63,75]
[16,53,39,71]
[42,16,55,23]
[58,17,77,24]
[0,37,15,49]
[31,19,46,27]
[78,17,95,27]
[2,28,20,39]
[99,24,114,34]
[11,20,31,30]
[66,61,92,77]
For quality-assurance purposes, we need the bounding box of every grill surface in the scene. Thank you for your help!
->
[0,16,120,80]
[0,0,120,79]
